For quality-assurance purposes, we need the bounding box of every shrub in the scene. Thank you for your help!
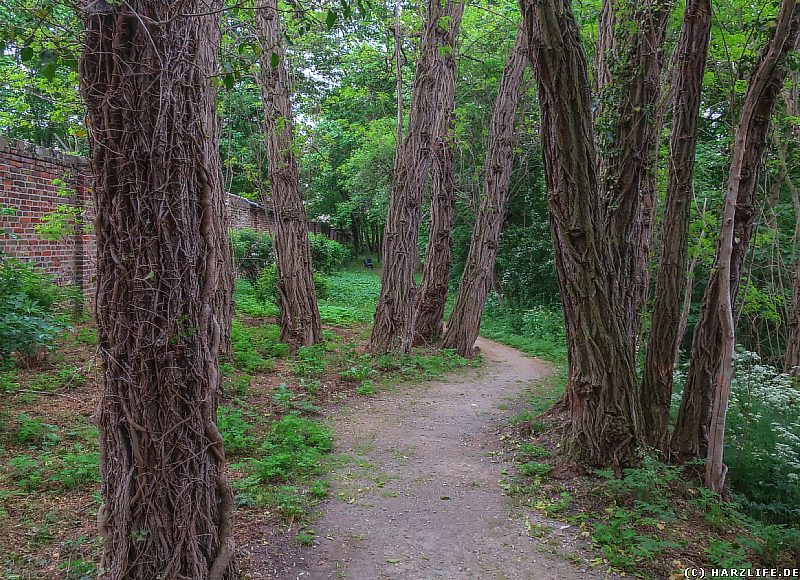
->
[308,233,349,273]
[254,264,330,304]
[0,258,67,361]
[230,228,274,284]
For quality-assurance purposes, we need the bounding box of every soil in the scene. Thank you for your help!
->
[278,338,611,579]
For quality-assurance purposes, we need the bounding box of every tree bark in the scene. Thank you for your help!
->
[673,1,800,460]
[784,74,800,376]
[523,0,643,467]
[80,0,236,577]
[597,0,674,349]
[785,170,800,375]
[640,0,712,449]
[441,24,529,357]
[257,0,322,349]
[414,0,465,345]
[369,0,454,353]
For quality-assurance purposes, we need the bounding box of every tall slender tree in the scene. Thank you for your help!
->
[673,1,800,460]
[414,0,465,345]
[80,0,236,576]
[706,0,800,491]
[257,0,322,349]
[441,24,530,357]
[370,0,457,353]
[641,0,712,449]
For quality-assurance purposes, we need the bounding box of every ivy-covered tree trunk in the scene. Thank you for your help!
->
[640,0,712,449]
[673,3,800,460]
[369,0,453,353]
[257,0,322,349]
[414,0,465,345]
[80,0,236,577]
[596,0,674,349]
[523,0,643,466]
[441,25,529,357]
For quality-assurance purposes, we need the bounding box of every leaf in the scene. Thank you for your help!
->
[270,52,280,69]
[40,61,56,81]
[143,271,155,281]
[325,9,337,30]
[20,46,33,62]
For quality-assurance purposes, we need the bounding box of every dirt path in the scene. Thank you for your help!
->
[289,338,606,579]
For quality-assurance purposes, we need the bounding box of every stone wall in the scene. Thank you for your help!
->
[0,136,95,290]
[0,136,351,291]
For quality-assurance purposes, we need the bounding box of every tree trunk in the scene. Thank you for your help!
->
[441,24,529,357]
[783,74,800,376]
[257,0,322,349]
[785,170,800,375]
[414,0,465,345]
[523,0,643,467]
[597,0,674,349]
[673,1,800,460]
[369,0,454,353]
[80,0,236,577]
[640,0,712,449]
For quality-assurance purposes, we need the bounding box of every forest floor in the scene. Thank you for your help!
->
[265,338,609,579]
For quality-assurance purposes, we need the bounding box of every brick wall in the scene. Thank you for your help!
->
[0,136,95,290]
[0,137,351,292]
[227,192,274,231]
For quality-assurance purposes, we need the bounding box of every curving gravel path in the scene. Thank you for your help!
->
[290,338,611,579]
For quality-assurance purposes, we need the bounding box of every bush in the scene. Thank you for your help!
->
[674,349,800,524]
[0,258,67,361]
[254,264,279,304]
[230,228,274,284]
[308,233,349,273]
[254,264,330,304]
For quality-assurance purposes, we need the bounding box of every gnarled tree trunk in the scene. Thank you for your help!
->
[640,0,712,449]
[257,0,322,349]
[414,0,465,345]
[369,0,455,353]
[523,0,643,466]
[441,25,529,357]
[596,0,674,349]
[673,2,800,460]
[80,0,236,577]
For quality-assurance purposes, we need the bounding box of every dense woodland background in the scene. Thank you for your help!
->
[1,0,800,577]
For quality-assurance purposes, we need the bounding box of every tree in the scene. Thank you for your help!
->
[369,0,457,353]
[672,1,800,461]
[257,0,322,349]
[441,24,529,357]
[79,0,236,576]
[414,0,465,345]
[595,0,674,349]
[706,0,800,491]
[640,0,712,449]
[522,0,643,466]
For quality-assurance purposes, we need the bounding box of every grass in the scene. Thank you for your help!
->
[0,267,478,575]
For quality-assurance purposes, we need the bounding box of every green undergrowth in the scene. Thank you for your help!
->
[219,270,474,532]
[503,407,800,577]
[0,269,476,574]
[479,302,567,362]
